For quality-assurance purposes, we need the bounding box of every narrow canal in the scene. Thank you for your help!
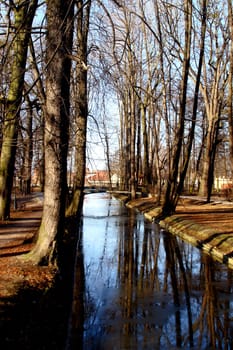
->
[69,193,233,349]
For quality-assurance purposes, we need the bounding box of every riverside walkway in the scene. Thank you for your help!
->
[0,193,43,257]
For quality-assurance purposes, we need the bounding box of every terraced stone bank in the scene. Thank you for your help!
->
[123,195,233,270]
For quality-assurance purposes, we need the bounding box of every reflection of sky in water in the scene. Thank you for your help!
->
[83,193,124,218]
[81,193,233,349]
[83,193,125,288]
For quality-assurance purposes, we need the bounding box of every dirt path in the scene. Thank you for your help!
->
[0,193,66,349]
[0,194,42,257]
[0,193,55,297]
[0,193,43,254]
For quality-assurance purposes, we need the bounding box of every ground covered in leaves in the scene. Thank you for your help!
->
[127,194,233,232]
[126,193,233,268]
[0,194,71,349]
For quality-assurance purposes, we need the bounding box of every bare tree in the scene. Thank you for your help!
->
[160,0,193,216]
[66,0,91,217]
[198,1,229,201]
[227,0,233,177]
[23,0,74,265]
[0,0,38,220]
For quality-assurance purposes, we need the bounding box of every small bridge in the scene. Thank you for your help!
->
[84,186,111,194]
[84,187,147,198]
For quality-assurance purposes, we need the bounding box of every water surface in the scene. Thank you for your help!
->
[71,193,233,349]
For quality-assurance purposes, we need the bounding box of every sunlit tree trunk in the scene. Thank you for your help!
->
[141,102,151,191]
[138,4,154,195]
[129,85,136,199]
[0,0,38,219]
[21,94,33,194]
[124,12,138,200]
[198,113,221,201]
[153,0,171,199]
[197,1,228,201]
[124,92,131,191]
[66,0,91,217]
[175,0,207,199]
[119,102,126,190]
[227,0,233,177]
[198,63,226,201]
[29,37,46,191]
[103,117,113,190]
[24,0,74,265]
[160,0,192,217]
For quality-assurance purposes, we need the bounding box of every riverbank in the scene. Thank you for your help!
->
[112,192,233,270]
[0,193,71,349]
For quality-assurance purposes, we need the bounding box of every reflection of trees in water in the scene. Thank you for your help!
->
[119,211,136,338]
[116,211,168,348]
[164,233,233,349]
[116,212,193,348]
[196,255,233,349]
[118,211,161,290]
[117,215,233,349]
[78,197,233,349]
[67,221,85,349]
[163,232,193,348]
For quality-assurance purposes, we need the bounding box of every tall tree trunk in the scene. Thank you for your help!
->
[198,61,226,201]
[24,0,74,265]
[22,94,33,194]
[141,102,151,191]
[129,87,136,199]
[0,0,38,219]
[161,0,192,217]
[199,112,221,201]
[29,37,47,191]
[227,0,233,177]
[175,0,207,199]
[66,0,91,217]
[154,0,171,199]
[119,100,127,190]
[125,93,131,191]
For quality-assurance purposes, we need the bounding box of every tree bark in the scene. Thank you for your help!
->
[24,0,74,265]
[29,37,47,191]
[175,0,207,199]
[227,0,233,177]
[0,0,38,219]
[161,0,192,217]
[66,0,91,217]
[21,94,33,194]
[198,63,226,200]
